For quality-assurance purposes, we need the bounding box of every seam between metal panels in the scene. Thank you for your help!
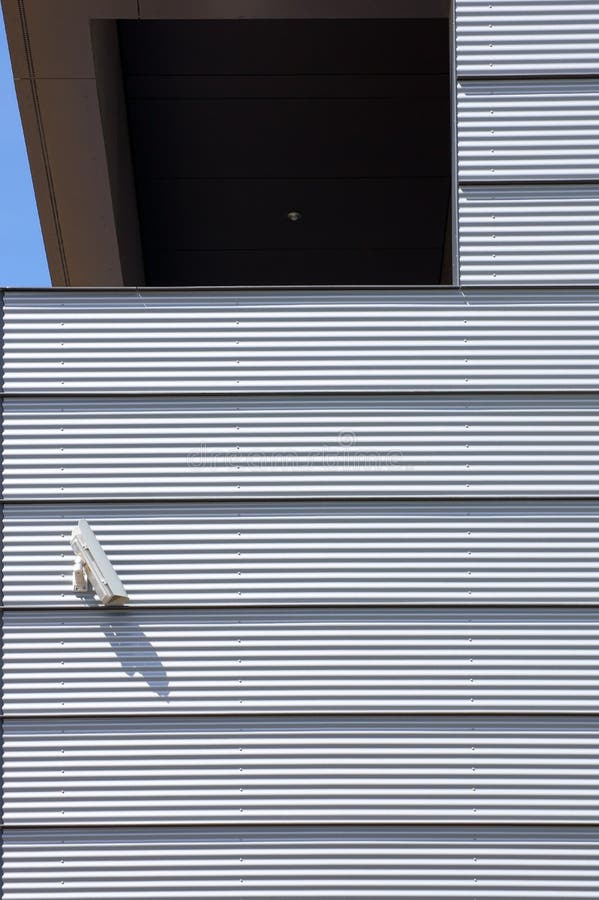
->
[10,495,599,505]
[4,497,599,509]
[5,826,599,845]
[4,710,599,721]
[8,388,599,400]
[460,179,599,188]
[9,603,599,611]
[3,819,599,830]
[457,73,599,83]
[11,389,599,400]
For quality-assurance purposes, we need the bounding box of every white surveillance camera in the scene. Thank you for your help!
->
[71,519,129,606]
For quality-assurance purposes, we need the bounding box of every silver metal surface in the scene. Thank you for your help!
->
[5,500,599,608]
[5,0,599,888]
[5,394,599,499]
[8,289,599,393]
[459,185,599,284]
[3,826,599,899]
[456,0,599,76]
[5,715,599,825]
[458,79,599,181]
[4,607,599,716]
[456,0,599,287]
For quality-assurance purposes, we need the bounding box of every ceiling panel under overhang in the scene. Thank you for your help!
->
[119,17,451,286]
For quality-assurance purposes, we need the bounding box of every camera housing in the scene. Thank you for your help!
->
[71,519,129,606]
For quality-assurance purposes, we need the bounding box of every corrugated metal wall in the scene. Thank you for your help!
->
[456,1,599,284]
[6,827,598,898]
[3,3,599,894]
[7,393,599,498]
[3,286,599,897]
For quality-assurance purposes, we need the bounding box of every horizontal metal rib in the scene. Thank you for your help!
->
[3,826,599,899]
[458,79,599,181]
[8,289,599,393]
[4,715,599,826]
[4,607,599,716]
[456,0,599,76]
[5,500,599,608]
[459,185,599,285]
[6,394,599,499]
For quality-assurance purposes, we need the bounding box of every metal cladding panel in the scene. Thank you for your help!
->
[3,826,599,900]
[459,186,599,285]
[6,394,599,500]
[456,0,599,76]
[5,500,599,608]
[457,80,599,181]
[5,289,599,883]
[8,289,599,393]
[4,608,599,716]
[5,715,599,826]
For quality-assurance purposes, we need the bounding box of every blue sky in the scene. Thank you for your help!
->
[0,13,50,286]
